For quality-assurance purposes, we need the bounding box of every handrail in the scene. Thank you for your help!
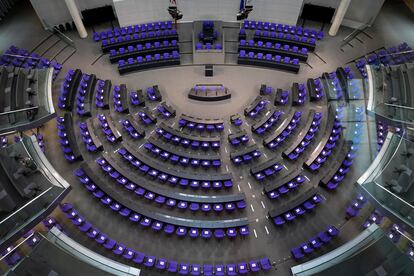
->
[2,54,42,60]
[42,20,76,49]
[378,49,414,57]
[291,224,382,275]
[384,103,414,110]
[341,18,373,48]
[0,106,39,116]
[0,233,34,261]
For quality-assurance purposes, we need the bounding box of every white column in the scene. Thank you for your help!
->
[329,0,352,36]
[64,0,87,38]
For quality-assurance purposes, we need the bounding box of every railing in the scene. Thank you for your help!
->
[340,18,373,49]
[50,26,76,48]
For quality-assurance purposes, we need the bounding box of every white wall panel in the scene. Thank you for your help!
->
[248,0,304,26]
[30,0,382,31]
[302,0,385,28]
[114,0,304,27]
[30,0,72,27]
[30,0,114,28]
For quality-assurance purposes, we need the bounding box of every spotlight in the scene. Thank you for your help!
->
[168,6,183,21]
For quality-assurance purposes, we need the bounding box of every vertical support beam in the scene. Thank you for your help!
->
[64,0,87,39]
[329,0,352,36]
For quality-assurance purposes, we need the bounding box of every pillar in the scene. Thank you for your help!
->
[64,0,87,38]
[329,0,352,36]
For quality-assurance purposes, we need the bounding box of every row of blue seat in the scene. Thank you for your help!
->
[272,193,323,226]
[306,119,342,171]
[284,112,323,160]
[120,118,145,140]
[115,145,233,190]
[291,225,339,260]
[143,141,221,169]
[254,30,317,46]
[266,174,306,199]
[155,125,221,150]
[264,111,302,149]
[60,203,271,275]
[0,45,62,80]
[92,157,244,213]
[97,114,122,143]
[109,40,178,57]
[74,169,249,239]
[240,39,308,56]
[102,29,178,46]
[243,20,323,40]
[93,21,173,41]
[178,118,224,132]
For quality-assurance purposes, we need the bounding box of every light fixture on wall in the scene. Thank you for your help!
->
[168,0,183,21]
[237,0,253,20]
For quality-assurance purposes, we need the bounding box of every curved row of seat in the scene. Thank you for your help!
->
[264,169,306,199]
[239,39,308,61]
[253,30,316,51]
[112,84,128,113]
[304,117,342,171]
[120,117,145,140]
[292,82,307,105]
[109,40,178,63]
[75,166,249,237]
[238,50,300,73]
[117,143,233,189]
[250,156,283,181]
[58,69,82,110]
[102,29,178,49]
[291,225,339,260]
[283,111,322,160]
[118,51,180,74]
[137,107,157,125]
[307,78,324,101]
[95,79,111,109]
[79,120,103,152]
[345,194,368,218]
[93,21,173,41]
[263,111,302,149]
[356,42,413,78]
[155,122,221,150]
[0,45,62,80]
[230,145,261,165]
[244,96,269,118]
[269,187,323,226]
[96,113,122,143]
[91,157,246,213]
[76,73,97,116]
[156,102,175,118]
[144,137,221,169]
[252,108,283,134]
[178,115,224,132]
[56,114,82,162]
[60,204,272,275]
[228,130,249,146]
[243,20,323,40]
